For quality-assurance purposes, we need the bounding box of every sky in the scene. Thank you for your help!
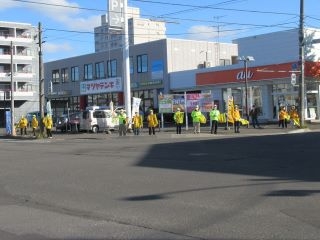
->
[1,0,320,62]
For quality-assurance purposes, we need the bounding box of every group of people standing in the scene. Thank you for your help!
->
[174,105,222,134]
[183,104,243,134]
[18,113,53,138]
[173,103,300,134]
[118,109,158,136]
[278,105,300,128]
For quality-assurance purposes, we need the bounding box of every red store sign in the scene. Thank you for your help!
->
[195,62,313,86]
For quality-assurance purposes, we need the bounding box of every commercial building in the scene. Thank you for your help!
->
[44,38,238,117]
[170,28,320,122]
[0,21,39,127]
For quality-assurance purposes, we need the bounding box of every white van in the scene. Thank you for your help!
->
[80,106,119,133]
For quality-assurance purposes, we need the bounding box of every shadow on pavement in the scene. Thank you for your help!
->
[136,132,320,182]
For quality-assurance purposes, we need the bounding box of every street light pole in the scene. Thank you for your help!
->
[238,56,255,123]
[244,59,249,122]
[38,22,45,135]
[299,0,305,127]
[10,41,16,136]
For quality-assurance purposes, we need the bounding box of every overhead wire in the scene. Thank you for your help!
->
[7,0,320,43]
[156,0,245,17]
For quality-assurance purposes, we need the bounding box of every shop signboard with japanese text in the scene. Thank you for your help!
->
[80,77,122,95]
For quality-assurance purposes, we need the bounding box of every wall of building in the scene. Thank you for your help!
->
[0,21,39,126]
[94,7,166,53]
[44,38,238,117]
[234,28,320,65]
[166,39,238,73]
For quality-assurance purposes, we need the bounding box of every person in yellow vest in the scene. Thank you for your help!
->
[288,105,300,128]
[118,109,127,136]
[132,111,143,135]
[173,107,184,134]
[147,109,158,135]
[43,113,53,138]
[232,105,241,133]
[209,104,220,134]
[191,105,202,134]
[278,106,288,129]
[31,115,39,137]
[19,115,28,136]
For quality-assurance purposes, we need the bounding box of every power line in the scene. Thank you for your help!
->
[8,0,318,30]
[9,0,306,18]
[131,0,299,17]
[9,0,105,12]
[157,0,244,17]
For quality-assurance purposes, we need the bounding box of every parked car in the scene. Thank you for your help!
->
[69,112,81,132]
[55,115,69,132]
[55,112,81,132]
[80,106,119,133]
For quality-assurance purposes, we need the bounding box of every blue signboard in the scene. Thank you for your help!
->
[6,111,11,135]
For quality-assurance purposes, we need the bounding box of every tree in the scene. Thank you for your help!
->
[308,61,320,79]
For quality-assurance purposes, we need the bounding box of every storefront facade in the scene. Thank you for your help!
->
[44,38,237,118]
[171,61,320,122]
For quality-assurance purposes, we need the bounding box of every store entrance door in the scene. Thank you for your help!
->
[272,93,299,120]
[306,91,319,120]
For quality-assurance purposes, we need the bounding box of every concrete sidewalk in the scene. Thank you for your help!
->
[1,122,319,140]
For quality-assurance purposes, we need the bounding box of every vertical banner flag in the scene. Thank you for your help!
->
[132,97,141,117]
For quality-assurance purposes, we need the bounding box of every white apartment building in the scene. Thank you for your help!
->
[94,7,166,52]
[0,21,39,127]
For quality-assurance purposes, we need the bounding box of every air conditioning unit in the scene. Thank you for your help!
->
[204,61,212,68]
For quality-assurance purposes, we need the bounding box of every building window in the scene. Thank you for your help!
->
[220,59,231,66]
[52,69,60,84]
[84,63,93,80]
[61,68,69,83]
[95,61,105,79]
[107,59,117,77]
[71,66,80,82]
[137,54,148,73]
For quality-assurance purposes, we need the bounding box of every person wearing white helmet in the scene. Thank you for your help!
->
[209,104,220,134]
[191,105,202,134]
[132,111,143,135]
[173,107,184,134]
[147,109,158,135]
[118,109,127,136]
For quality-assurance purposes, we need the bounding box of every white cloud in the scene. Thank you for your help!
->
[43,42,73,53]
[0,0,19,8]
[187,25,218,41]
[1,0,101,31]
[63,15,101,31]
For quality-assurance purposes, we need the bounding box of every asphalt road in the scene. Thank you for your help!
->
[0,125,320,239]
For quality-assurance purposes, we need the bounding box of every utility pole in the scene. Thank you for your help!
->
[299,0,305,127]
[38,22,45,134]
[122,0,131,127]
[10,41,16,136]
